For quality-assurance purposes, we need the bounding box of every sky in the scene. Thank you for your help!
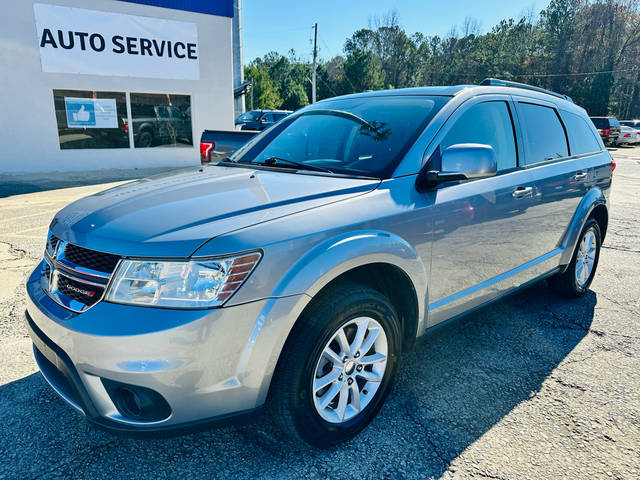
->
[242,0,551,64]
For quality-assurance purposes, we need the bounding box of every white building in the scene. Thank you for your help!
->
[0,0,235,173]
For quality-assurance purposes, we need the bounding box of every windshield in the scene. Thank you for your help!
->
[237,111,261,122]
[227,96,449,178]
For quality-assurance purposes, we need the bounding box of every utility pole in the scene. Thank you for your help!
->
[312,23,318,103]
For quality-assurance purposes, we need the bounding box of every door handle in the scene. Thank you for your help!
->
[574,171,588,181]
[512,186,533,198]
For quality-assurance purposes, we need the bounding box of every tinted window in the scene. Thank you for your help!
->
[130,93,192,148]
[518,103,568,165]
[441,101,517,171]
[590,117,607,129]
[562,111,601,154]
[52,89,129,150]
[262,113,275,122]
[229,96,450,178]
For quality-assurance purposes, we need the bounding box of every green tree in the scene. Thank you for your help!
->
[245,65,281,109]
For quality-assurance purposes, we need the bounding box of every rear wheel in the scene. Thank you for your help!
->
[269,282,401,447]
[137,130,153,148]
[549,219,601,297]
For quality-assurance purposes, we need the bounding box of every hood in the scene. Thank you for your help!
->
[50,166,380,257]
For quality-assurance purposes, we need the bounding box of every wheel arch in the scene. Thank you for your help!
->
[269,229,427,341]
[258,231,427,405]
[559,187,608,268]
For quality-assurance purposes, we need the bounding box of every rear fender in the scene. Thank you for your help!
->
[558,187,607,268]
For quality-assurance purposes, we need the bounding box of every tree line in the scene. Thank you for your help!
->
[244,0,640,119]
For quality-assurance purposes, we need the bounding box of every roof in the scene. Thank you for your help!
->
[319,81,575,107]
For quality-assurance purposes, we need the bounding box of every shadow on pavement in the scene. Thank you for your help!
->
[0,283,596,479]
[0,167,187,198]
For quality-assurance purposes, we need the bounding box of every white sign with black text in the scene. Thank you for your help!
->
[34,3,200,80]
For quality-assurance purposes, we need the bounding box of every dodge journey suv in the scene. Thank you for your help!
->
[26,79,613,447]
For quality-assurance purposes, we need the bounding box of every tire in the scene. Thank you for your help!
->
[269,281,402,447]
[137,130,153,148]
[549,218,601,297]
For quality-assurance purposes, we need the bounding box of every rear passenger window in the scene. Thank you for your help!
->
[518,103,568,165]
[562,111,602,154]
[441,101,517,171]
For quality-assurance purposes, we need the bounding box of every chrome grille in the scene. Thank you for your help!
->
[42,232,121,313]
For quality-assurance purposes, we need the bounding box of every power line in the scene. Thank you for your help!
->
[514,68,639,78]
[318,32,359,93]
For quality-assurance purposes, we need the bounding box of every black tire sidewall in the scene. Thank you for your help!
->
[284,287,402,447]
[138,131,153,147]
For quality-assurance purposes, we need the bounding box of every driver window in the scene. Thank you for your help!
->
[441,101,517,171]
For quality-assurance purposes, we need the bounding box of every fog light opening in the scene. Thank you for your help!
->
[118,387,143,418]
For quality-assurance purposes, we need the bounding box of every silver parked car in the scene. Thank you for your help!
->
[26,79,613,447]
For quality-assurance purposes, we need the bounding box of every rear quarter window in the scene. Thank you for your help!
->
[518,103,568,165]
[562,111,602,155]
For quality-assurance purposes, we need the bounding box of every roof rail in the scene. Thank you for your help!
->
[480,78,573,102]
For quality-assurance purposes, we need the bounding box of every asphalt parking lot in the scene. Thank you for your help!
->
[0,152,638,480]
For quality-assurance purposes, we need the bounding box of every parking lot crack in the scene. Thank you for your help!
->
[474,471,511,480]
[602,245,640,254]
[550,376,587,392]
[30,440,119,480]
[398,397,450,468]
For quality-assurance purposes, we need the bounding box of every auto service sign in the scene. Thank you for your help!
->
[33,3,200,80]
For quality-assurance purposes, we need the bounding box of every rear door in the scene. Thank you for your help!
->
[512,99,600,262]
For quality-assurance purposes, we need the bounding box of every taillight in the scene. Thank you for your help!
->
[200,141,214,163]
[604,129,611,136]
[624,133,631,137]
[611,157,616,172]
[120,119,129,134]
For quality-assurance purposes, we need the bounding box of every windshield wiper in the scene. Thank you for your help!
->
[259,156,335,174]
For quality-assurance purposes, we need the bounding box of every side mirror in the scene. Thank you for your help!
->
[260,117,269,124]
[417,143,497,190]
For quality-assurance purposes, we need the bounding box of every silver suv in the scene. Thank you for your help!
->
[26,79,613,447]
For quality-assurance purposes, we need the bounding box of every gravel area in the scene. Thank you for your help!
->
[0,151,638,479]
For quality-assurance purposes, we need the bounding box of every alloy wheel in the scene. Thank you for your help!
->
[311,316,388,424]
[575,229,596,287]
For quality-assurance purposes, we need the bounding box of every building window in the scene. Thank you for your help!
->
[130,93,193,148]
[53,90,129,149]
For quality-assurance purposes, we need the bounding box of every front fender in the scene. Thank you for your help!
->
[559,187,607,267]
[270,229,428,334]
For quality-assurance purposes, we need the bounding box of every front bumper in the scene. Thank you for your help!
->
[25,264,309,436]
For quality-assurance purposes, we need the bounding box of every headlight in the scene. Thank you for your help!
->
[105,252,261,308]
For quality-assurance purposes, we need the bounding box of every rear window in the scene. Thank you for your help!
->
[562,111,602,155]
[590,117,607,129]
[609,117,620,127]
[518,103,568,165]
[237,111,261,122]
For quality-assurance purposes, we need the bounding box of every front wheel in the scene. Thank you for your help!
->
[269,282,402,447]
[549,218,601,297]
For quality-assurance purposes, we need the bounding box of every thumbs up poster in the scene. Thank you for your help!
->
[64,97,117,128]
